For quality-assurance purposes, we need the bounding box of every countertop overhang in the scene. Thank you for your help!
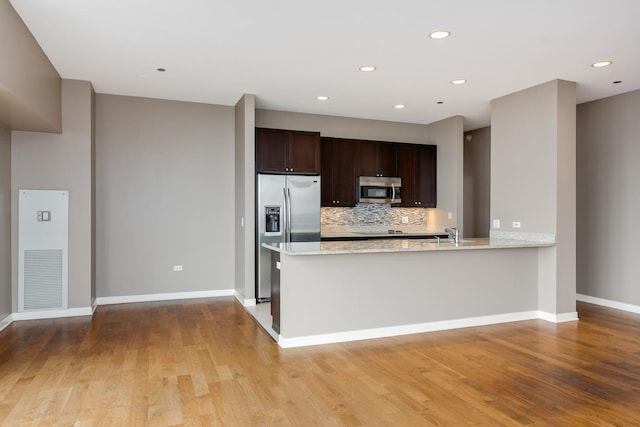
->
[263,237,555,256]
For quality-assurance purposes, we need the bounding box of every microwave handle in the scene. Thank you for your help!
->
[391,183,396,203]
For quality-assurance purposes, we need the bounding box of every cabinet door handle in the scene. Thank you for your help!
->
[291,168,294,172]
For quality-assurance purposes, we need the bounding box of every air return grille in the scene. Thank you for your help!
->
[23,249,64,310]
[18,189,69,313]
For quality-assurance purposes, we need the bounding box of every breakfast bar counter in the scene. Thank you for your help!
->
[263,236,566,348]
[266,237,554,256]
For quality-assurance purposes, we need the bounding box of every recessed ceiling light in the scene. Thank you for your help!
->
[592,61,612,68]
[429,30,451,40]
[393,104,405,109]
[451,79,467,85]
[316,96,329,101]
[359,65,376,72]
[156,67,166,72]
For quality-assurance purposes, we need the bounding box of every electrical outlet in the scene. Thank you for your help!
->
[173,265,183,271]
[493,219,501,228]
[512,221,521,228]
[401,216,409,224]
[447,212,453,219]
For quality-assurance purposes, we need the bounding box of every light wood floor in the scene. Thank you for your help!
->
[1,299,639,426]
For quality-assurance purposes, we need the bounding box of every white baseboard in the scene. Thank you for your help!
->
[277,309,584,348]
[0,314,13,333]
[278,310,541,348]
[235,291,256,307]
[537,310,579,323]
[95,289,235,306]
[577,293,640,315]
[12,306,94,321]
[4,289,240,324]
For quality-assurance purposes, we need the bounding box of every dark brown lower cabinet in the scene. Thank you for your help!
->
[271,251,280,334]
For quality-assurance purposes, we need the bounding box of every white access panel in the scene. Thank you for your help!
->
[18,190,69,312]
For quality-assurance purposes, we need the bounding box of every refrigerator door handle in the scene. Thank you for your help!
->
[282,188,289,243]
[286,188,292,242]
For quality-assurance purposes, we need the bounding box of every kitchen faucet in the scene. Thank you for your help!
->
[445,227,460,243]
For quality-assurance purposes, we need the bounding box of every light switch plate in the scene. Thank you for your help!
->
[37,210,51,222]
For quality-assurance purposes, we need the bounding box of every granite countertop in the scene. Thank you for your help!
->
[263,237,555,256]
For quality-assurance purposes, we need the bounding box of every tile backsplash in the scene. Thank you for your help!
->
[321,204,427,227]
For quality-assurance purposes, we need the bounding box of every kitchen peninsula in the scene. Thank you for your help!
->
[264,236,557,348]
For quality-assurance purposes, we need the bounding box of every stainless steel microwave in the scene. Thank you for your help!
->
[358,176,402,204]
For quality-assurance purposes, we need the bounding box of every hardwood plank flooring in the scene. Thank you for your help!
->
[1,299,640,426]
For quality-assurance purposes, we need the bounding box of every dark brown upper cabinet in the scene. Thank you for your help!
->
[321,137,357,207]
[357,140,398,177]
[256,128,321,174]
[397,143,437,207]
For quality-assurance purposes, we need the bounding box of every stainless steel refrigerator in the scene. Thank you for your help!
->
[256,174,320,302]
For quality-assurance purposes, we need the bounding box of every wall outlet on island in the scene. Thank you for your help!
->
[401,216,409,224]
[512,221,521,228]
[493,219,501,228]
[173,265,183,271]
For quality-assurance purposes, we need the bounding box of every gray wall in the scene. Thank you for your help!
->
[91,89,96,303]
[256,109,428,143]
[0,128,10,319]
[96,94,235,298]
[491,82,559,233]
[234,94,255,302]
[491,79,576,315]
[426,116,464,231]
[0,0,61,132]
[577,89,640,305]
[11,80,94,310]
[464,127,491,237]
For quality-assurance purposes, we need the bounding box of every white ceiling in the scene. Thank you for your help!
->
[10,0,640,130]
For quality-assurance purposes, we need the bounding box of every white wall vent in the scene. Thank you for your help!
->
[18,190,69,312]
